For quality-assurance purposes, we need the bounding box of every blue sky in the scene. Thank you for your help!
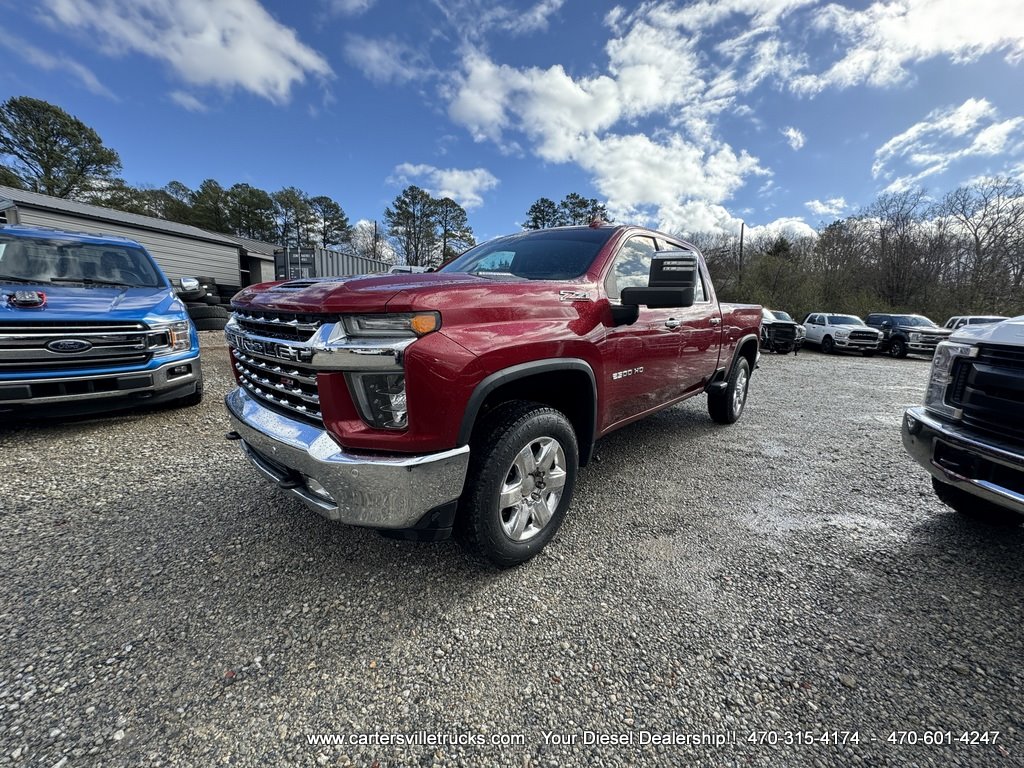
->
[2,0,1023,243]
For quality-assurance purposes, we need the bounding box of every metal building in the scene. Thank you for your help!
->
[0,185,244,285]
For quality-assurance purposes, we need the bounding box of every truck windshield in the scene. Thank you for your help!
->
[892,315,936,327]
[828,315,864,325]
[0,236,164,288]
[440,228,616,280]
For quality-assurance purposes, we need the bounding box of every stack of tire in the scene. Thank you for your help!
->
[175,277,240,332]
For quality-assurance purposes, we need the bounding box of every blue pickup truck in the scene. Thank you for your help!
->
[0,225,202,416]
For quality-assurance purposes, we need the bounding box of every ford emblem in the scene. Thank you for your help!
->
[47,339,93,353]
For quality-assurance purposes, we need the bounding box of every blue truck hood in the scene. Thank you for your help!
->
[0,282,183,321]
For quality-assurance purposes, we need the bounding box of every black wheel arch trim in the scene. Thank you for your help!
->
[706,334,759,391]
[457,358,598,466]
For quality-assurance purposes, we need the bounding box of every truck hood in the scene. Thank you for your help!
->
[951,315,1024,344]
[237,272,530,313]
[895,324,952,337]
[0,282,181,321]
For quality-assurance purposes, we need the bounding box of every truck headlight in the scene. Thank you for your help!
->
[910,332,921,342]
[923,341,976,418]
[349,373,408,429]
[149,320,193,354]
[834,329,849,338]
[342,312,440,338]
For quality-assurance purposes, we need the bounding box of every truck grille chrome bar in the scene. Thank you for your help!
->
[233,310,338,342]
[0,320,154,372]
[231,347,323,424]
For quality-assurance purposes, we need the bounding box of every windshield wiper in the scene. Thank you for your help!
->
[49,277,134,288]
[0,274,48,284]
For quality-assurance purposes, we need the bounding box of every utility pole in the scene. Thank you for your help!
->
[738,221,745,288]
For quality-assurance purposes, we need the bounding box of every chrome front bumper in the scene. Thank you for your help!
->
[902,406,1024,516]
[225,388,470,528]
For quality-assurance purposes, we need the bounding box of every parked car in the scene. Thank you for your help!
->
[801,312,882,355]
[760,308,803,354]
[943,315,1008,330]
[223,223,762,566]
[902,316,1024,526]
[865,313,952,358]
[0,225,202,415]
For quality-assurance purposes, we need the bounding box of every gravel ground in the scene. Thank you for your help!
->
[1,334,1021,767]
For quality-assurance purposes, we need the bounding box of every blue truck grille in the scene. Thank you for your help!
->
[0,321,152,373]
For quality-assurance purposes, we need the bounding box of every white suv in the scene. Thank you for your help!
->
[802,313,883,355]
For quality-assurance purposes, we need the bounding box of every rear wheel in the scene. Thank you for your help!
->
[931,477,1021,526]
[821,336,835,354]
[458,401,578,568]
[708,356,751,424]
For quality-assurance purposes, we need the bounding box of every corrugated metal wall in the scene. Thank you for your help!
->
[275,247,389,280]
[13,208,240,285]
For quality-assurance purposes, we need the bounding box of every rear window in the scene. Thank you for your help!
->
[440,228,615,281]
[0,235,164,288]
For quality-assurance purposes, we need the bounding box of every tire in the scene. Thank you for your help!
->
[708,355,751,424]
[821,335,835,355]
[889,338,908,358]
[176,288,205,302]
[187,305,229,320]
[931,477,1022,527]
[457,401,578,568]
[201,293,221,305]
[194,317,227,331]
[185,302,208,310]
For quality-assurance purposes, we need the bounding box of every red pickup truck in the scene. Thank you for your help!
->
[224,223,761,566]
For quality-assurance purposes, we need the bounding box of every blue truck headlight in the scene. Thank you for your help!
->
[147,320,193,354]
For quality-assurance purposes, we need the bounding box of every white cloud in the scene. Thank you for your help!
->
[0,37,114,98]
[389,163,499,209]
[40,0,331,103]
[793,0,1024,94]
[430,0,565,38]
[781,126,805,150]
[747,216,817,240]
[330,0,376,14]
[344,35,431,84]
[873,98,1024,192]
[805,197,847,216]
[169,91,207,112]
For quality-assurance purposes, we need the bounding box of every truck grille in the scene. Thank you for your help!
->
[231,348,323,425]
[0,321,152,372]
[233,310,337,342]
[767,324,796,342]
[848,330,878,342]
[948,343,1024,442]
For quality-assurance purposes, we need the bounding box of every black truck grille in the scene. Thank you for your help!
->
[767,324,796,342]
[0,321,152,372]
[231,348,323,425]
[232,310,337,342]
[848,330,878,342]
[948,343,1024,442]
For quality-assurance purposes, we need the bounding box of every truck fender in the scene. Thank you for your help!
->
[457,358,598,466]
[706,334,760,393]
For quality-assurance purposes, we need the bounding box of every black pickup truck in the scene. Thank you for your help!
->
[865,313,952,358]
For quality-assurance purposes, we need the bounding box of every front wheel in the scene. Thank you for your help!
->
[458,401,578,568]
[708,356,751,424]
[889,338,908,358]
[821,336,835,354]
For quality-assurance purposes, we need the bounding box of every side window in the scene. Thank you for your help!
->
[607,236,658,300]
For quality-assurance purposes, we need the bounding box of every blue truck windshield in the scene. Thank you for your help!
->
[0,235,164,288]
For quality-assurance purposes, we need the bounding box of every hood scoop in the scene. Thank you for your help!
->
[270,279,339,291]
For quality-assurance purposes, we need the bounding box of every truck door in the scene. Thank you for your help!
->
[602,235,691,425]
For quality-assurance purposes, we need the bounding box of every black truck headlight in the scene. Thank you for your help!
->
[349,373,408,429]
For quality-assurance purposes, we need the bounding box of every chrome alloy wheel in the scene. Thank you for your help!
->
[498,436,567,542]
[733,365,749,415]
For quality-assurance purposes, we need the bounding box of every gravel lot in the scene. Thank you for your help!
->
[1,335,1021,768]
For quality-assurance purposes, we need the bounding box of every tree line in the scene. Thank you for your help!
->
[2,95,1022,315]
[691,180,1024,322]
[0,96,475,267]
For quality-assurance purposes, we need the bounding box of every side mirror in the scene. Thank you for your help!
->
[179,276,200,292]
[619,250,697,309]
[881,320,892,328]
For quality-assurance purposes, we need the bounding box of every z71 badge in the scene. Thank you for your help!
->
[559,290,593,302]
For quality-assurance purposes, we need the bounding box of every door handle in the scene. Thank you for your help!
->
[665,318,681,329]
[709,317,721,326]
